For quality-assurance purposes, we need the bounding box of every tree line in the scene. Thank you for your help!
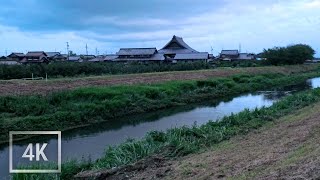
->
[262,44,315,65]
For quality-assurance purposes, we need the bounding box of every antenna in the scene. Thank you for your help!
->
[85,44,88,55]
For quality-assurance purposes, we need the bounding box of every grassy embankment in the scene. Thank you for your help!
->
[1,67,320,143]
[13,85,320,179]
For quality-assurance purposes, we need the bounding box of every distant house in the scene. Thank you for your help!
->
[219,50,256,61]
[115,48,164,62]
[7,53,25,62]
[208,54,215,59]
[103,55,118,62]
[305,58,320,63]
[80,55,96,61]
[88,56,105,62]
[173,53,208,62]
[21,51,49,64]
[46,52,66,61]
[0,60,20,65]
[159,35,208,62]
[111,35,209,63]
[68,56,83,62]
[220,50,239,61]
[0,55,21,65]
[238,53,255,60]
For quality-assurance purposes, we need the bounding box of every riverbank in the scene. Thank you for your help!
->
[89,92,320,180]
[14,85,320,179]
[0,65,317,96]
[1,69,320,144]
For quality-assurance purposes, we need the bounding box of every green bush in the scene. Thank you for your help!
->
[262,44,315,65]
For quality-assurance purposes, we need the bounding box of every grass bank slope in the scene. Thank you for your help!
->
[74,89,320,180]
[119,96,320,180]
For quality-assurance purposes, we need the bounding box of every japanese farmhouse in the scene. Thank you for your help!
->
[219,50,255,61]
[108,35,209,62]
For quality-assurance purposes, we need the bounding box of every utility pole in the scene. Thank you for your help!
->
[66,42,69,60]
[95,47,98,56]
[211,46,213,54]
[239,43,242,53]
[85,44,88,55]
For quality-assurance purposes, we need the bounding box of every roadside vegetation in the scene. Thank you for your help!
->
[0,62,211,80]
[12,86,320,179]
[0,60,265,80]
[1,69,320,143]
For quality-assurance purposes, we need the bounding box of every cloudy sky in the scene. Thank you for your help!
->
[0,0,319,56]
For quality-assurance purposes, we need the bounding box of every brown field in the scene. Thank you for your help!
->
[79,99,320,180]
[0,65,318,96]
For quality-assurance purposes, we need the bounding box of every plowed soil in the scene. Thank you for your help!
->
[0,65,317,96]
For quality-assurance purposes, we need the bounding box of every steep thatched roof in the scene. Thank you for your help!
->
[159,35,198,54]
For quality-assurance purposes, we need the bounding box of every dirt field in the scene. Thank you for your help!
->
[0,65,317,96]
[77,101,320,180]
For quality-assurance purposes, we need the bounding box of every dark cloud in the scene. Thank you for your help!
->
[0,0,221,32]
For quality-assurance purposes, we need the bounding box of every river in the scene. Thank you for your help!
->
[1,77,320,178]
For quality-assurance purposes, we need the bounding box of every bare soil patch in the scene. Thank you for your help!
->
[0,65,316,96]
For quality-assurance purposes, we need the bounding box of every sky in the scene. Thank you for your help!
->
[0,0,319,56]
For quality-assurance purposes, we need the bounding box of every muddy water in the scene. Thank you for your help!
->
[1,77,320,178]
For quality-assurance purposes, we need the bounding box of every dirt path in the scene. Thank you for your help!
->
[81,101,320,180]
[0,65,317,96]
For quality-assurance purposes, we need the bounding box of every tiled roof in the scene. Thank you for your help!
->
[158,48,198,54]
[104,55,118,61]
[68,56,81,61]
[46,52,60,57]
[174,52,208,60]
[88,56,105,62]
[117,48,157,56]
[116,53,165,61]
[238,53,255,60]
[26,51,47,57]
[221,50,239,55]
[8,53,25,57]
[160,35,199,53]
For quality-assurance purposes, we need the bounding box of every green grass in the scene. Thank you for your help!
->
[1,71,320,143]
[13,88,320,179]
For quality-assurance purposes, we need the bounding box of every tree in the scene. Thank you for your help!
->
[262,44,315,65]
